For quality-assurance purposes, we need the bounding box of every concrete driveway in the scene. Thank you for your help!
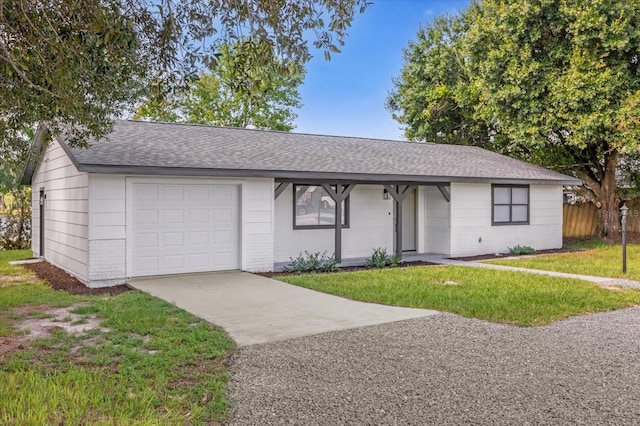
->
[128,271,438,346]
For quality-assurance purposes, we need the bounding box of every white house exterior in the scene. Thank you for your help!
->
[22,121,579,287]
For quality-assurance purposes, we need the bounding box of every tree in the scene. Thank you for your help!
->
[387,12,498,148]
[1,0,369,154]
[135,39,304,131]
[389,0,640,237]
[0,129,32,249]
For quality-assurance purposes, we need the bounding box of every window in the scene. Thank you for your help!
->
[293,185,349,228]
[492,185,529,225]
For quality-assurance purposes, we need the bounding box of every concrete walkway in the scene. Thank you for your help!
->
[128,272,439,346]
[418,254,640,289]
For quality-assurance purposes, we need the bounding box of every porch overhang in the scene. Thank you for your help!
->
[274,178,453,262]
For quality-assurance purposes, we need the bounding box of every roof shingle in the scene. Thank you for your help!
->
[60,120,579,185]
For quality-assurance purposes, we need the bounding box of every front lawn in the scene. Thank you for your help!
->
[487,240,640,281]
[279,265,640,326]
[0,250,234,425]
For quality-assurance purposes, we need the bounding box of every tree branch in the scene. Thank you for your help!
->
[0,48,61,98]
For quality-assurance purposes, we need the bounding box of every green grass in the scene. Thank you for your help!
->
[487,241,640,281]
[279,265,640,326]
[0,250,235,425]
[0,249,33,276]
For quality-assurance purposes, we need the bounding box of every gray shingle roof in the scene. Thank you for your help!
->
[58,120,578,184]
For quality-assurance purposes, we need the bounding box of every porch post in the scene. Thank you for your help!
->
[322,183,355,262]
[383,184,414,257]
[335,184,343,261]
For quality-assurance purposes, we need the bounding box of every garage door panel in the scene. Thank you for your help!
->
[189,231,209,245]
[131,183,239,277]
[135,185,158,201]
[188,253,209,268]
[163,186,184,201]
[136,233,158,247]
[164,209,184,223]
[163,232,184,246]
[136,210,158,225]
[213,186,233,201]
[137,256,159,272]
[189,209,209,223]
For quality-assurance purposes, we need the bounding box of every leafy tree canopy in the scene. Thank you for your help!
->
[389,0,640,236]
[134,39,304,131]
[1,0,369,154]
[386,12,499,149]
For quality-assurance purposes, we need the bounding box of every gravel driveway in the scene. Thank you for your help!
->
[228,307,640,425]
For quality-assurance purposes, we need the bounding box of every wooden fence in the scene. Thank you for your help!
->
[563,203,599,238]
[563,199,640,237]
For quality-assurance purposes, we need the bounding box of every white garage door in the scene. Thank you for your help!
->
[130,182,239,277]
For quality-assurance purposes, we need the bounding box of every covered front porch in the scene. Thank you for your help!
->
[273,179,452,269]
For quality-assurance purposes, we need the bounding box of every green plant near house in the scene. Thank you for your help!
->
[284,251,338,274]
[366,247,402,269]
[508,245,535,256]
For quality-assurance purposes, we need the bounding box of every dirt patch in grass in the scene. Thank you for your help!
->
[23,261,130,295]
[1,303,110,357]
[17,305,109,340]
[0,275,29,286]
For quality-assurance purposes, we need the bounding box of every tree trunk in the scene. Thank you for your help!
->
[575,150,619,238]
[595,153,619,238]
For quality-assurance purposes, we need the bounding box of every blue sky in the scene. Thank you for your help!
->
[295,0,471,140]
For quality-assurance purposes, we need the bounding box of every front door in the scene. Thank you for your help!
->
[39,188,45,258]
[402,189,416,252]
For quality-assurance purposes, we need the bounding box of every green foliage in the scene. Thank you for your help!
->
[279,265,640,326]
[1,188,32,250]
[366,247,402,268]
[285,251,339,274]
[387,13,497,147]
[390,0,640,236]
[135,39,304,131]
[508,245,536,256]
[0,0,369,158]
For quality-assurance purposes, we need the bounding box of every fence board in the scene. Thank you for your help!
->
[563,203,598,238]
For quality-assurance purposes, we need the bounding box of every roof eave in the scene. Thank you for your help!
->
[20,122,49,185]
[75,163,582,186]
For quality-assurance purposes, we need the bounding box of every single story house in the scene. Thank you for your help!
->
[21,120,580,287]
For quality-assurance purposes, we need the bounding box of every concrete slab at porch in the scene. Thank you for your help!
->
[128,271,439,346]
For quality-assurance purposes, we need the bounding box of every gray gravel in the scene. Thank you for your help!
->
[228,308,640,425]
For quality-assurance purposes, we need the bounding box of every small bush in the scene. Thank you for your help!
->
[285,251,338,274]
[508,245,535,256]
[366,247,402,269]
[0,215,31,250]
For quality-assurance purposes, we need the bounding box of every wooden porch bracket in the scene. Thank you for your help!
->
[322,183,356,261]
[274,182,290,200]
[383,184,415,257]
[437,185,450,202]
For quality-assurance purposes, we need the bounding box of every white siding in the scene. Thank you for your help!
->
[423,186,451,255]
[85,175,275,286]
[449,183,563,257]
[88,175,127,287]
[31,138,89,283]
[274,185,394,262]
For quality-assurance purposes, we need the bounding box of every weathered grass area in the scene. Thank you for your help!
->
[487,240,640,281]
[279,265,640,326]
[0,250,234,425]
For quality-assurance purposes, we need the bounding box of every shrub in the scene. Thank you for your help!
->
[508,245,535,256]
[366,247,402,269]
[0,187,32,250]
[285,251,338,274]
